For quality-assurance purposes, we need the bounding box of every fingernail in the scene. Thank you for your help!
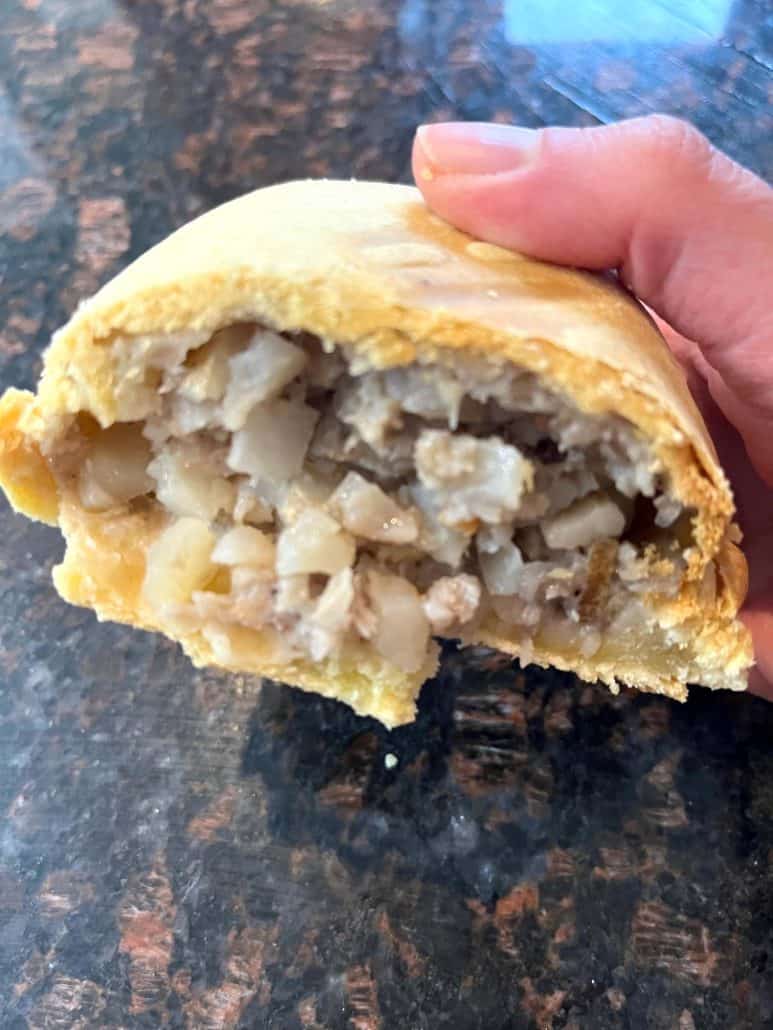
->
[416,122,540,177]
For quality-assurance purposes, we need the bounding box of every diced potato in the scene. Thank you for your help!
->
[166,395,217,436]
[328,472,419,543]
[148,446,234,522]
[78,423,153,511]
[542,492,625,550]
[276,508,355,575]
[227,399,319,484]
[179,325,253,403]
[367,570,430,674]
[211,526,276,568]
[223,331,307,430]
[279,470,337,525]
[142,517,215,608]
[408,483,471,568]
[275,574,311,615]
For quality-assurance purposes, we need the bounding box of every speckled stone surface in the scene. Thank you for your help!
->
[1,2,773,1027]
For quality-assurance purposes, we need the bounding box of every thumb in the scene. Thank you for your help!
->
[413,116,773,484]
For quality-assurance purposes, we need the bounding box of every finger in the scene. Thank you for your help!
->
[655,321,773,698]
[412,116,773,483]
[744,606,773,699]
[748,674,773,702]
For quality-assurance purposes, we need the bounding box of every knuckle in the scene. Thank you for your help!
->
[640,114,714,174]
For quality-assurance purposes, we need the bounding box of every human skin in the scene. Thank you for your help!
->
[412,115,773,697]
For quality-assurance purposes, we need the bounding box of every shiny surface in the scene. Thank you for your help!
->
[1,2,773,1027]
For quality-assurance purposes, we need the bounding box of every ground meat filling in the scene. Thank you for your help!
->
[73,323,691,674]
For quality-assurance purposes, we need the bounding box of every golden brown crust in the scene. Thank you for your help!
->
[0,390,59,525]
[0,180,753,725]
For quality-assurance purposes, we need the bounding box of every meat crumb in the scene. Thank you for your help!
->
[423,574,482,633]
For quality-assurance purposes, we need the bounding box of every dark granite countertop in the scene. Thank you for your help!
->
[1,2,773,1027]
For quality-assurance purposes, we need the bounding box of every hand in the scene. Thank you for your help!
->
[412,115,773,698]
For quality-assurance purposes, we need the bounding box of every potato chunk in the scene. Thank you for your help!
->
[143,517,215,608]
[148,445,234,522]
[276,509,355,575]
[223,331,307,430]
[211,526,276,569]
[78,423,152,511]
[367,570,430,673]
[227,399,318,484]
[328,472,419,543]
[542,492,626,550]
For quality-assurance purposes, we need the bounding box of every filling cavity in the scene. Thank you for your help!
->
[66,323,693,673]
